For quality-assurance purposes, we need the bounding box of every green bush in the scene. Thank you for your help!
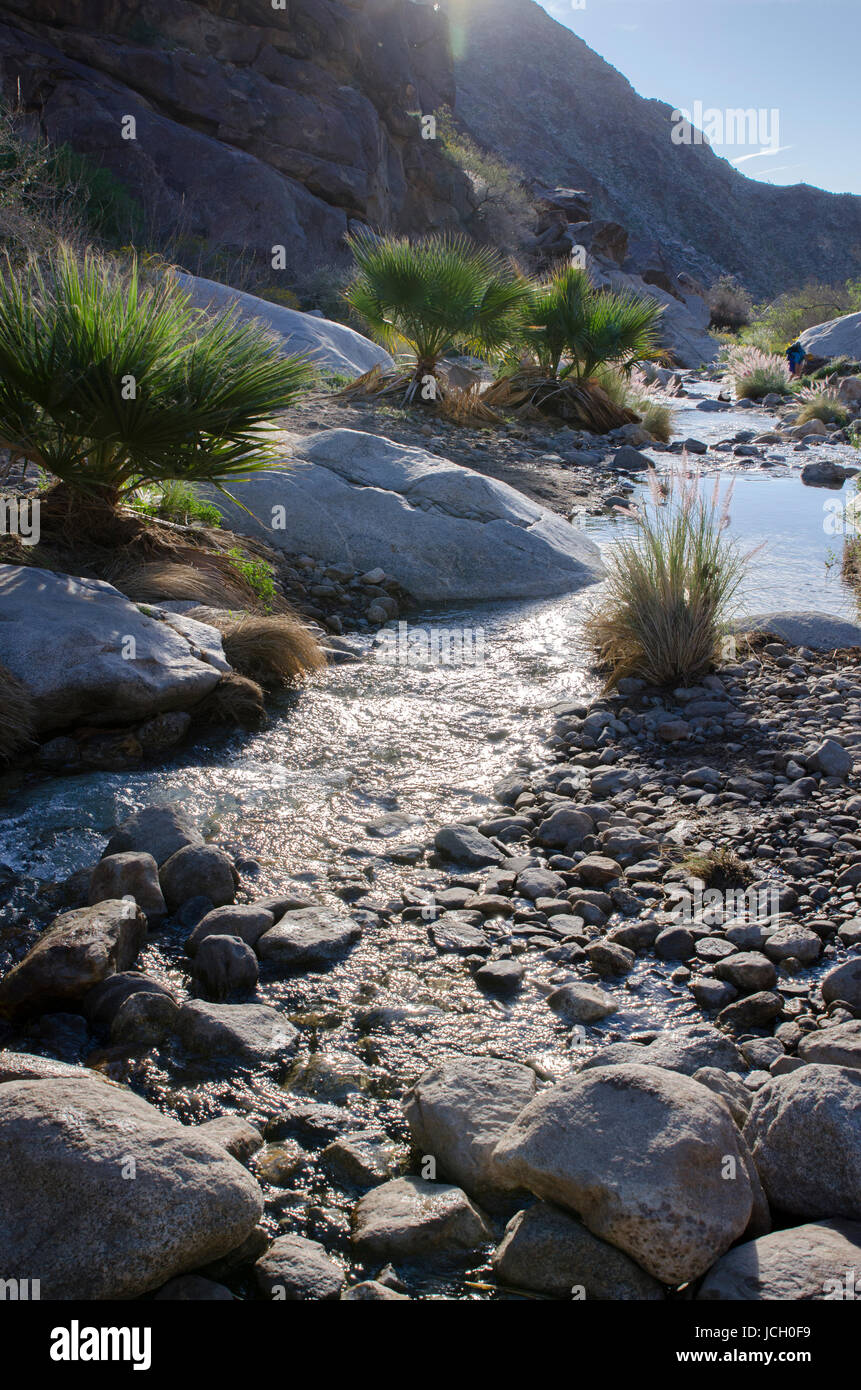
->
[709,275,753,332]
[0,246,314,508]
[130,479,223,527]
[226,547,276,608]
[516,265,664,381]
[742,279,861,352]
[344,231,529,387]
[795,386,851,427]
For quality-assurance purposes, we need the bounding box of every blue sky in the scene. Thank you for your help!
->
[537,0,860,195]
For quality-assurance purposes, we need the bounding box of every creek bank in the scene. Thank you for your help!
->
[1,626,859,1299]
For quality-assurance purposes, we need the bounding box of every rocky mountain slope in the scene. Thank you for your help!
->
[1,0,858,299]
[450,0,861,297]
[0,0,471,275]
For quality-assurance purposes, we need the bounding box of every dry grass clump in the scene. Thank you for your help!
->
[678,847,754,890]
[103,556,253,607]
[585,470,750,689]
[723,345,792,400]
[483,367,637,431]
[0,662,36,762]
[198,612,326,689]
[795,386,851,427]
[195,673,266,729]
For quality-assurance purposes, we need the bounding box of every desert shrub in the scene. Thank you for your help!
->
[130,479,223,527]
[709,275,753,332]
[795,386,851,427]
[226,548,276,608]
[585,471,750,688]
[435,107,535,254]
[195,672,266,729]
[593,365,674,442]
[724,344,792,400]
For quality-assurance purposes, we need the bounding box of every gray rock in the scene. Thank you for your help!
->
[744,1065,861,1220]
[492,1201,665,1300]
[88,852,166,924]
[798,1021,861,1069]
[0,566,221,733]
[186,904,275,954]
[475,959,524,995]
[0,1051,114,1084]
[579,1026,747,1077]
[800,310,861,361]
[697,1219,861,1300]
[256,907,362,968]
[179,273,392,378]
[730,611,861,652]
[159,845,236,912]
[763,925,821,965]
[82,972,174,1031]
[547,982,618,1023]
[517,866,566,901]
[176,1000,298,1062]
[491,1063,755,1285]
[611,446,654,471]
[352,1176,491,1258]
[211,429,605,604]
[692,1068,752,1127]
[341,1279,409,1300]
[0,901,146,1021]
[194,1115,265,1166]
[434,824,505,867]
[193,935,259,1001]
[103,806,204,865]
[821,958,861,1011]
[110,990,180,1048]
[536,804,594,850]
[809,738,853,777]
[718,991,784,1030]
[714,952,777,994]
[429,916,489,954]
[403,1056,538,1199]
[0,1076,263,1298]
[254,1233,344,1301]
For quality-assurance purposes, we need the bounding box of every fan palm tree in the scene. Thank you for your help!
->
[342,230,530,406]
[0,245,313,519]
[485,264,666,431]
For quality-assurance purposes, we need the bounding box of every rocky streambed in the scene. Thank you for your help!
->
[1,386,861,1303]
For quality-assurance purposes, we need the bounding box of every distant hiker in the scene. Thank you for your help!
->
[786,341,806,376]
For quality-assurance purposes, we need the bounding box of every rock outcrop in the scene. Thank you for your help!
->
[2,0,857,300]
[800,311,861,362]
[0,565,223,732]
[178,273,393,379]
[210,429,605,602]
[0,0,469,276]
[0,1075,264,1298]
[449,0,861,297]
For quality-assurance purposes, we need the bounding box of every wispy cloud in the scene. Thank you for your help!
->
[732,145,793,164]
